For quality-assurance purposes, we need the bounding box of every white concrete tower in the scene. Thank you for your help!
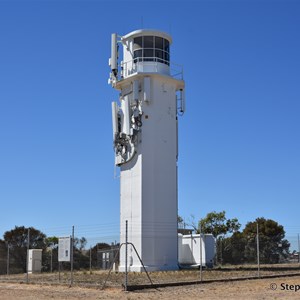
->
[109,29,185,272]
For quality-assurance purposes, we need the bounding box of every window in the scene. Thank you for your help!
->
[164,40,170,53]
[133,49,142,63]
[144,36,154,48]
[155,36,163,50]
[164,52,170,62]
[144,49,154,60]
[133,35,170,65]
[155,49,164,63]
[133,37,142,51]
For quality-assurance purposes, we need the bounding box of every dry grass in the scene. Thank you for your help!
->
[1,263,299,288]
[1,275,300,299]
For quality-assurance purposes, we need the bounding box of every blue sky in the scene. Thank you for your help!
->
[0,0,299,249]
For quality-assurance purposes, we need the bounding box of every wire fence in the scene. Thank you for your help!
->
[0,222,300,289]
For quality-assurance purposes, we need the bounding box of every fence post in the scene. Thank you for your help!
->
[89,246,92,274]
[220,237,222,266]
[297,234,300,264]
[71,225,74,285]
[6,242,10,276]
[199,224,203,282]
[125,220,128,291]
[58,262,61,283]
[256,222,260,278]
[50,247,53,273]
[26,228,30,283]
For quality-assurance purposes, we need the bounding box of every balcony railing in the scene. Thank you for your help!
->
[120,57,183,81]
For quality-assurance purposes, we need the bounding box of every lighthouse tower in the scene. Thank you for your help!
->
[109,29,185,271]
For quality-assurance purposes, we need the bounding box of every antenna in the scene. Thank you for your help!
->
[122,95,131,136]
[110,33,118,77]
[111,102,119,140]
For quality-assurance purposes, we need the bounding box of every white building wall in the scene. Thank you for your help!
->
[119,154,142,271]
[119,76,178,271]
[141,78,178,270]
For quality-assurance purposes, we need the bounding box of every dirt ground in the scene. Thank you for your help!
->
[1,276,300,300]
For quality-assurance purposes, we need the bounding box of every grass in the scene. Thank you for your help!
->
[0,263,299,288]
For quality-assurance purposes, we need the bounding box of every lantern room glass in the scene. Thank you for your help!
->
[133,35,170,65]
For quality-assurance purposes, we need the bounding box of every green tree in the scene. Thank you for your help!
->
[43,236,59,272]
[0,239,6,275]
[177,215,184,228]
[243,217,290,264]
[46,236,59,248]
[198,211,240,265]
[198,211,241,238]
[221,232,247,264]
[74,237,87,251]
[3,226,47,272]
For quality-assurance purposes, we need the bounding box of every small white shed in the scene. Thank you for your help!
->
[178,234,215,267]
[28,249,43,273]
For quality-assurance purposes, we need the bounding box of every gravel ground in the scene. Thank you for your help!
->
[1,276,300,299]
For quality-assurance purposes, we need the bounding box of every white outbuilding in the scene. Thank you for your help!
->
[178,234,215,267]
[27,249,43,273]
